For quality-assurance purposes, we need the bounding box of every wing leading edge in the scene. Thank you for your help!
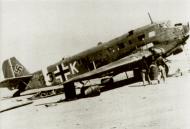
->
[63,50,152,84]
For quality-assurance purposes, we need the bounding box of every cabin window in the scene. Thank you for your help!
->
[138,34,145,41]
[78,59,82,65]
[128,30,134,36]
[159,23,169,28]
[117,42,125,49]
[148,31,156,37]
[175,23,182,26]
[128,40,132,45]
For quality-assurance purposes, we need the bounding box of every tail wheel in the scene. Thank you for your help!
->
[13,90,21,97]
[80,86,101,97]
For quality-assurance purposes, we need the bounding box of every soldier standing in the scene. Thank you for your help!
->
[140,56,151,86]
[156,54,167,84]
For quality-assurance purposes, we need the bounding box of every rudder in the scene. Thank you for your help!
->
[2,57,30,78]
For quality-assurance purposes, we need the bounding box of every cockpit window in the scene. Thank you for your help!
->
[128,30,134,36]
[159,21,171,28]
[159,23,167,28]
[175,23,182,26]
[148,31,156,37]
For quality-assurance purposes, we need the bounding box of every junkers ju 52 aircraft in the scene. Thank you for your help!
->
[45,15,189,100]
[1,15,189,99]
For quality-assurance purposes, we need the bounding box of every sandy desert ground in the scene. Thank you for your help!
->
[1,70,190,129]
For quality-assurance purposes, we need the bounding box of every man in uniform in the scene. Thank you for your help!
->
[156,53,167,84]
[140,56,151,86]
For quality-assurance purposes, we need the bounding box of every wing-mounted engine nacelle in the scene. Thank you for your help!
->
[175,22,189,35]
[172,45,183,55]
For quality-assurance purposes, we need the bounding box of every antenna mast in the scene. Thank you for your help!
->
[148,12,153,24]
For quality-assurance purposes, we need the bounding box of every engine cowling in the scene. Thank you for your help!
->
[172,46,183,55]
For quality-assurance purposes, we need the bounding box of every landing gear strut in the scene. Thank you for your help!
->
[64,82,76,100]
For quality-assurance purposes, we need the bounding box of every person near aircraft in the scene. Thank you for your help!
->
[148,56,160,84]
[156,54,167,84]
[140,56,151,86]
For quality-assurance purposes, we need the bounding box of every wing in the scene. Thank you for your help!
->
[63,50,152,84]
[0,75,33,90]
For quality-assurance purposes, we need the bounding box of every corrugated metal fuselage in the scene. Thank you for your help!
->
[46,22,188,84]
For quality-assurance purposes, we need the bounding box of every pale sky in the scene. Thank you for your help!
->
[1,0,190,80]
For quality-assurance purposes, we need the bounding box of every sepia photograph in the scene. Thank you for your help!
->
[0,0,190,129]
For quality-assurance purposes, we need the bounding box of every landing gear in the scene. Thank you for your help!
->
[80,85,101,97]
[64,82,76,100]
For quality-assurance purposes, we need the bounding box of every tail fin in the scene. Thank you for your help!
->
[2,57,30,78]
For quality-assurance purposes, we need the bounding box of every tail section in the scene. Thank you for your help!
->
[2,57,30,78]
